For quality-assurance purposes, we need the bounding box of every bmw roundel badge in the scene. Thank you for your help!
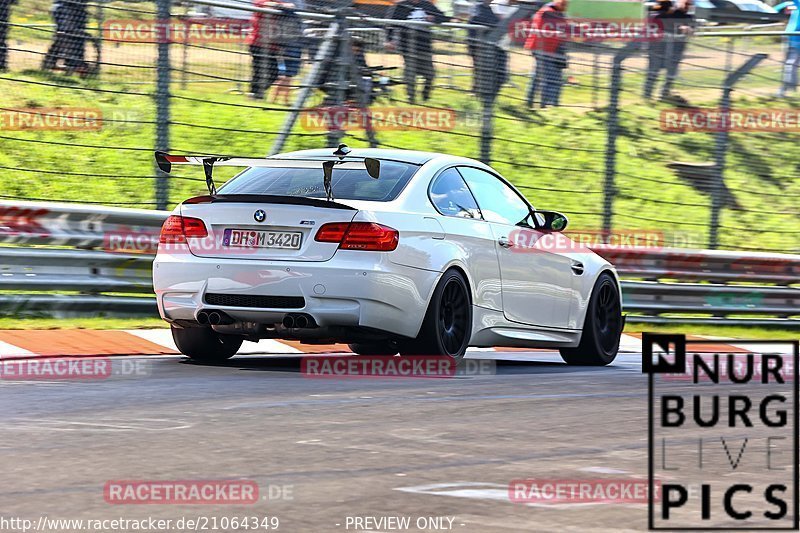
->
[254,209,266,223]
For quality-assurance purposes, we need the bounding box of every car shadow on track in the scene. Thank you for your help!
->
[178,356,620,376]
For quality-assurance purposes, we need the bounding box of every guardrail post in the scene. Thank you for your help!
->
[708,53,766,249]
[603,42,639,241]
[155,0,172,210]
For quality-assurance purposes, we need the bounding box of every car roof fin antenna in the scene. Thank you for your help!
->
[322,160,335,202]
[333,144,351,159]
[202,158,217,195]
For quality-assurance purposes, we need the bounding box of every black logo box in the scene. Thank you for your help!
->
[644,333,800,531]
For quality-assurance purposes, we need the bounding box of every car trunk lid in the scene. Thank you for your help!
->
[180,195,358,261]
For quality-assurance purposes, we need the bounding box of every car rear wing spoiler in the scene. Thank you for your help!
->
[155,145,380,201]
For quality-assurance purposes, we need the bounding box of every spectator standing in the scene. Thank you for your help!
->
[467,0,500,93]
[775,0,800,97]
[42,0,64,70]
[270,4,304,104]
[524,0,568,108]
[247,0,280,99]
[42,0,88,74]
[60,0,88,75]
[0,0,15,72]
[386,0,448,103]
[643,0,694,103]
[350,37,373,102]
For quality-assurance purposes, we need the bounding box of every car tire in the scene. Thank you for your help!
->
[400,269,472,361]
[348,343,399,356]
[171,325,243,363]
[559,272,622,366]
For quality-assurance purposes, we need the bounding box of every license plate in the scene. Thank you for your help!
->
[223,229,302,249]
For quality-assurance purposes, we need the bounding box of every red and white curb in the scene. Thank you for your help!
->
[0,330,789,360]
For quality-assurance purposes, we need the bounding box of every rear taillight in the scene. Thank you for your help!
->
[314,222,350,244]
[159,215,208,244]
[315,222,399,252]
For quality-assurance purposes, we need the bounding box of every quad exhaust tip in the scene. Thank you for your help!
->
[197,309,234,326]
[199,310,313,328]
[282,313,316,329]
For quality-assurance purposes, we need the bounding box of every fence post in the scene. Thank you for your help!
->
[155,0,172,210]
[592,47,599,110]
[180,7,190,90]
[477,31,495,164]
[327,12,351,148]
[602,42,639,241]
[708,53,766,249]
[95,0,104,79]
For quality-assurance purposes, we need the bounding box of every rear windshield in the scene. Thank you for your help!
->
[218,161,419,202]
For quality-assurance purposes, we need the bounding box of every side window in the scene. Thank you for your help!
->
[429,168,481,219]
[457,167,531,226]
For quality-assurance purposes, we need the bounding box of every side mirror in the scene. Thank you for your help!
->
[534,210,568,232]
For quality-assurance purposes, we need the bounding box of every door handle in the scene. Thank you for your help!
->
[498,237,513,248]
[570,261,585,275]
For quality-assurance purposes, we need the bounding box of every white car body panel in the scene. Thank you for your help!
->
[153,148,619,349]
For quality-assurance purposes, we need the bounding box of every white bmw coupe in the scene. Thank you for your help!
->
[153,145,623,365]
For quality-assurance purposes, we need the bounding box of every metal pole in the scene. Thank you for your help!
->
[327,13,350,147]
[95,0,104,79]
[181,8,190,90]
[477,30,494,164]
[352,35,378,147]
[724,37,733,74]
[709,53,766,249]
[269,22,340,155]
[602,42,639,241]
[155,0,172,210]
[592,48,599,110]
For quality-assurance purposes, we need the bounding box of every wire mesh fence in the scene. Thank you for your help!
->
[0,0,798,252]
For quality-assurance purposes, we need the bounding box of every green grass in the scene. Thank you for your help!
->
[3,68,799,250]
[0,317,167,330]
[625,323,800,340]
[0,59,800,251]
[1,26,799,252]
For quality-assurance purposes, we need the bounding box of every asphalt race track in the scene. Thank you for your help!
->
[0,351,659,532]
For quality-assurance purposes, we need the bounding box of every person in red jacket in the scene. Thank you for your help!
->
[247,0,279,99]
[524,0,568,108]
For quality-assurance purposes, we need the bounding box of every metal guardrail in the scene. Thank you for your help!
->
[1,201,798,325]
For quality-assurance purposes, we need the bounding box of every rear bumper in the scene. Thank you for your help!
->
[153,248,438,339]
